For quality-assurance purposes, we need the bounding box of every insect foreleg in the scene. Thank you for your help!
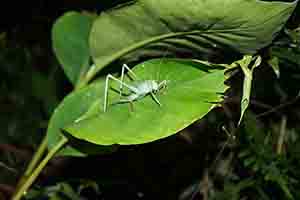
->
[150,92,162,106]
[158,80,167,89]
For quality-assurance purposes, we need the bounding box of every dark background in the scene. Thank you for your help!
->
[0,1,299,199]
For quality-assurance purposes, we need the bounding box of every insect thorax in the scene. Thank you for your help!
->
[134,80,159,95]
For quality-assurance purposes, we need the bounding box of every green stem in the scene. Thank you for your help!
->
[277,116,287,155]
[12,136,68,200]
[80,30,218,87]
[15,136,48,191]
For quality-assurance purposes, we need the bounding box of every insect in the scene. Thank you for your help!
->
[103,64,167,112]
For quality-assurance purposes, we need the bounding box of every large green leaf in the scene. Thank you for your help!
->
[52,12,94,85]
[64,59,227,145]
[87,0,298,82]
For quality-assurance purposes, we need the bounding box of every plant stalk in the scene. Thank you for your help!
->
[15,136,48,191]
[81,29,228,86]
[11,136,68,200]
[277,116,287,155]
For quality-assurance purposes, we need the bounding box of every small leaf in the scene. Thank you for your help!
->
[88,0,298,81]
[64,59,227,145]
[238,149,251,158]
[238,55,261,125]
[285,27,300,43]
[243,156,256,167]
[277,178,294,200]
[52,11,94,85]
[268,56,280,78]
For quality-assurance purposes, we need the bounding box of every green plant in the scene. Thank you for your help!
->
[11,0,298,199]
[211,112,300,200]
[24,180,100,200]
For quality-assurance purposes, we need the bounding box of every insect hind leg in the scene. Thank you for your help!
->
[119,64,138,98]
[104,74,138,112]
